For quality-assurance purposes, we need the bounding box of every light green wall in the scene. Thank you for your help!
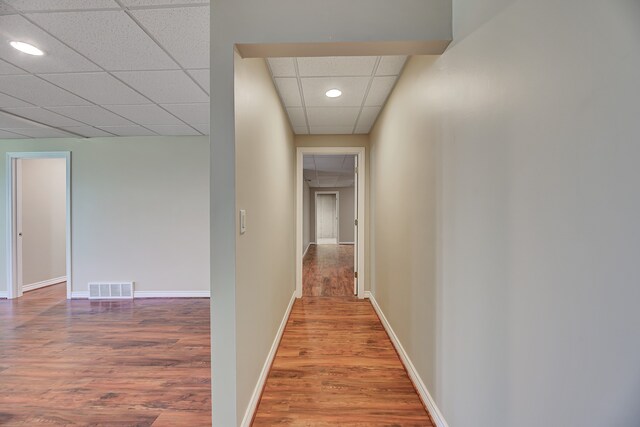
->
[0,136,210,296]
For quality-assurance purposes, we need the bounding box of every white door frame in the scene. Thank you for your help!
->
[296,146,365,299]
[5,152,72,299]
[315,191,339,245]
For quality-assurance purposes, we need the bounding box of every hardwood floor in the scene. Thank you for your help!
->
[0,283,211,426]
[303,244,355,297]
[252,297,434,426]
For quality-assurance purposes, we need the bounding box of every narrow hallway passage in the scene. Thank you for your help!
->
[252,297,433,426]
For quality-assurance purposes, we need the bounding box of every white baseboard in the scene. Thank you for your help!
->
[241,291,296,427]
[303,243,313,257]
[365,291,449,427]
[339,241,355,245]
[0,291,7,299]
[70,290,210,299]
[22,276,66,293]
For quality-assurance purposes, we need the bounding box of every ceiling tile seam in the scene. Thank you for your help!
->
[113,0,210,98]
[0,109,85,138]
[266,60,297,133]
[351,56,381,134]
[0,89,37,107]
[11,11,199,134]
[294,58,311,134]
[124,3,210,11]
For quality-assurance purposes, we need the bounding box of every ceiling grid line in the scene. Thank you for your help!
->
[293,58,311,135]
[351,56,381,134]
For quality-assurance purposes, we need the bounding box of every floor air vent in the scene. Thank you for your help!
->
[88,282,134,299]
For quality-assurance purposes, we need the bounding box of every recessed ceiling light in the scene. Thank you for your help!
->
[325,89,342,98]
[10,41,44,56]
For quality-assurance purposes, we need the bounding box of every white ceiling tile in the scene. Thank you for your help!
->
[28,10,178,71]
[0,75,90,106]
[4,107,85,127]
[306,107,359,127]
[315,155,347,172]
[39,72,150,105]
[60,126,115,137]
[286,107,306,127]
[131,6,209,69]
[297,57,377,77]
[144,124,200,136]
[0,59,25,75]
[355,106,382,133]
[294,126,309,135]
[0,15,100,73]
[0,110,40,128]
[0,91,32,107]
[103,104,183,125]
[308,126,355,135]
[120,0,208,5]
[376,56,408,76]
[192,123,209,135]
[364,76,397,107]
[274,78,301,107]
[113,70,209,103]
[5,127,75,138]
[5,0,119,11]
[48,105,134,126]
[0,2,18,14]
[267,58,295,77]
[96,125,156,136]
[301,77,369,107]
[187,69,209,93]
[161,103,209,125]
[0,129,28,139]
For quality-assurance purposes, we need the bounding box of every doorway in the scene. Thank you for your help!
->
[315,191,339,245]
[6,152,71,300]
[296,147,365,299]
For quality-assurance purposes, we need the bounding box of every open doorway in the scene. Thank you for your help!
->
[6,152,71,300]
[296,147,365,298]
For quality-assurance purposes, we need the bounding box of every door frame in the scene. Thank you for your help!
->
[314,191,339,245]
[296,146,365,299]
[5,152,72,299]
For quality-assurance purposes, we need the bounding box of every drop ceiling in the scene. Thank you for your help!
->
[304,154,355,188]
[267,55,407,135]
[0,0,209,139]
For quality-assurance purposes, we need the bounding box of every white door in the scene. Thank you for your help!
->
[316,193,338,244]
[353,156,358,296]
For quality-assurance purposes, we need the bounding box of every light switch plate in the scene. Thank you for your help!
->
[239,209,246,234]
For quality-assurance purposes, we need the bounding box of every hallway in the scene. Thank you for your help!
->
[303,244,355,297]
[0,284,211,426]
[252,297,433,426]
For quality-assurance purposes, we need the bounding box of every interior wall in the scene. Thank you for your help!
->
[303,181,311,253]
[20,158,66,287]
[234,54,296,423]
[0,136,210,296]
[370,1,640,426]
[309,186,355,243]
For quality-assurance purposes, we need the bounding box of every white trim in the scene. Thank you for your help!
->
[296,147,365,299]
[315,190,339,245]
[0,291,7,299]
[71,290,211,299]
[339,242,355,245]
[241,291,296,427]
[303,242,313,257]
[366,291,449,427]
[6,152,72,300]
[22,276,66,293]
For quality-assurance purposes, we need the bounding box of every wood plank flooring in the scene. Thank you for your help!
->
[303,244,355,297]
[0,283,211,426]
[252,297,434,426]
